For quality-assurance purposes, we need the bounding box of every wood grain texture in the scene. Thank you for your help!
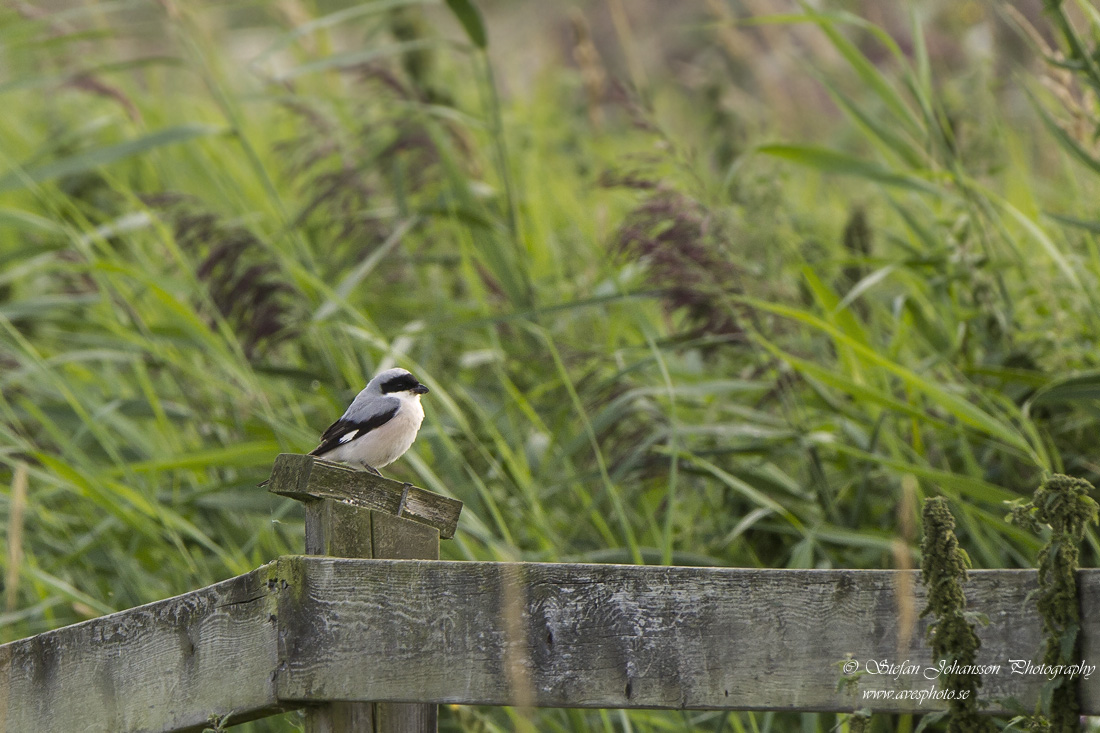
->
[0,563,286,733]
[275,558,1100,714]
[267,454,462,539]
[5,557,1100,730]
[305,498,373,558]
[371,511,439,561]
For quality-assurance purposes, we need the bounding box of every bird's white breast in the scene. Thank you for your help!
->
[327,394,424,469]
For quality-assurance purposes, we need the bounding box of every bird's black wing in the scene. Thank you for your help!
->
[310,405,399,457]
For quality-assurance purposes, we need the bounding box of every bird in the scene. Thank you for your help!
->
[309,367,430,476]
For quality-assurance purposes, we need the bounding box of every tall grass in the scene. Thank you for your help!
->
[1,1,1099,731]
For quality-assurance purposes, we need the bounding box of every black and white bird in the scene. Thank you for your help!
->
[310,367,430,476]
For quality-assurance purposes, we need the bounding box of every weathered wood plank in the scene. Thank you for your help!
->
[275,558,1100,714]
[5,557,1099,728]
[304,497,373,558]
[371,510,439,561]
[0,563,286,733]
[267,454,462,539]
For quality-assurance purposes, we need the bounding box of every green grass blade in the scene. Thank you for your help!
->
[756,144,940,195]
[0,124,224,194]
[444,0,488,49]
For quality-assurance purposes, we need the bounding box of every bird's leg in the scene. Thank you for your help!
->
[364,463,383,477]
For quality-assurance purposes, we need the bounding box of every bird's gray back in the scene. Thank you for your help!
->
[342,390,400,422]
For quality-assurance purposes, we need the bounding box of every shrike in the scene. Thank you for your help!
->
[310,367,429,476]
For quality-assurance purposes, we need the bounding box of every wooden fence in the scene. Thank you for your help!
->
[1,454,1098,732]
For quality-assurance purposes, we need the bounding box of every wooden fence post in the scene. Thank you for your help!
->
[267,454,463,733]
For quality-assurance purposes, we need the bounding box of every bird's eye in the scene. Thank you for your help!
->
[381,374,420,393]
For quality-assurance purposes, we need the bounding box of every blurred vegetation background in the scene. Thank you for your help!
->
[3,0,1100,730]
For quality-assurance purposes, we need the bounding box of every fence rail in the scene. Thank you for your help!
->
[1,455,1097,732]
[3,557,1099,731]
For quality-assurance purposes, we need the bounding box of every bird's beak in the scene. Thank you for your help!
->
[413,384,430,395]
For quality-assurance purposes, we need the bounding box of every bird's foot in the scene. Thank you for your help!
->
[364,464,383,478]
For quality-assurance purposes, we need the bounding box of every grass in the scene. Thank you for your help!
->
[2,0,1100,731]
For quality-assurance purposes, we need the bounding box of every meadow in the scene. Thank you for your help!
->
[2,0,1099,730]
